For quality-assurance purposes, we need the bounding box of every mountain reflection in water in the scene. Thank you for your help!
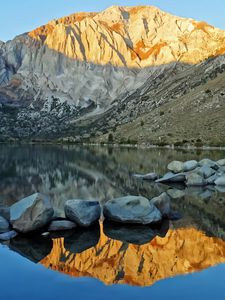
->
[1,145,225,287]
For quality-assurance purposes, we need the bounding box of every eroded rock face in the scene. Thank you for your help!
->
[65,199,101,227]
[10,193,54,233]
[103,195,162,224]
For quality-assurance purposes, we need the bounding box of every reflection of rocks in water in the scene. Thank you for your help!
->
[9,235,53,263]
[103,220,169,245]
[40,225,225,287]
[64,224,100,254]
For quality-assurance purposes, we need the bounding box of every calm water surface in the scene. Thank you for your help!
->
[1,145,225,299]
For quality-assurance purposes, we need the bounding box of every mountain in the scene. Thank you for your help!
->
[0,6,225,144]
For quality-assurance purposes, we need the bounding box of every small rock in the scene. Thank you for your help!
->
[167,161,184,173]
[186,173,206,186]
[197,166,215,178]
[0,216,10,233]
[156,172,186,183]
[65,199,101,227]
[217,159,225,166]
[48,220,77,231]
[150,192,171,217]
[215,175,225,186]
[167,189,185,199]
[103,195,162,225]
[42,232,50,237]
[206,173,218,185]
[0,230,18,241]
[183,160,198,172]
[133,172,158,180]
[10,193,54,233]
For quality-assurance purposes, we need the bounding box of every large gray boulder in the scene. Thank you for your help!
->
[186,173,206,186]
[167,161,184,173]
[103,195,162,225]
[65,199,101,227]
[10,193,54,233]
[197,165,215,178]
[183,160,198,172]
[133,172,158,180]
[156,172,186,183]
[48,220,77,232]
[0,216,10,233]
[215,175,225,186]
[199,159,219,170]
[150,192,171,217]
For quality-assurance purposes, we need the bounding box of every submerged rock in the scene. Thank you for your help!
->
[167,189,185,199]
[133,173,158,180]
[183,160,198,172]
[103,195,162,225]
[206,173,218,185]
[150,192,171,217]
[215,175,225,186]
[0,230,17,241]
[48,220,77,232]
[10,193,54,233]
[167,161,184,173]
[156,172,186,183]
[0,216,10,233]
[186,173,206,186]
[65,199,101,227]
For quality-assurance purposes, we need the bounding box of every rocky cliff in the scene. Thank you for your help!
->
[1,6,225,143]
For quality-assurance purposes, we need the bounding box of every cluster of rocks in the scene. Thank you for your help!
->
[134,158,225,186]
[0,191,176,242]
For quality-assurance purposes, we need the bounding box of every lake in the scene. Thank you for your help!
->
[0,144,225,300]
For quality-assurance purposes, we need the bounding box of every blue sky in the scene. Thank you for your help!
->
[1,0,225,41]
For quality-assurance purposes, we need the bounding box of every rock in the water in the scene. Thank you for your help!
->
[186,173,206,186]
[65,199,101,227]
[48,220,77,231]
[10,193,54,233]
[217,159,225,166]
[0,216,10,233]
[103,195,162,225]
[0,206,10,220]
[199,159,219,170]
[167,189,185,199]
[0,230,17,241]
[206,173,218,185]
[133,173,158,180]
[156,172,186,183]
[150,192,171,217]
[183,160,198,172]
[215,175,225,186]
[197,165,215,178]
[167,161,184,173]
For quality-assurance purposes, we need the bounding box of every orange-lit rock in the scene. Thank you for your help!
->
[41,225,225,286]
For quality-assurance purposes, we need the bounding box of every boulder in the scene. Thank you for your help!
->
[199,159,219,170]
[0,230,17,241]
[186,173,206,186]
[65,199,101,227]
[215,175,225,186]
[197,165,215,178]
[155,172,186,183]
[10,193,54,233]
[206,173,218,185]
[167,189,185,199]
[150,192,171,217]
[167,161,184,173]
[217,159,225,166]
[48,220,77,232]
[133,172,158,180]
[183,160,198,172]
[103,195,162,225]
[0,216,10,233]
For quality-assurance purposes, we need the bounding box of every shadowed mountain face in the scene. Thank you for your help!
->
[1,6,225,142]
